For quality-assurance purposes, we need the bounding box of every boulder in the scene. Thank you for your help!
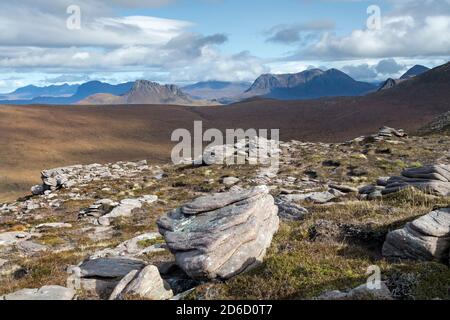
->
[67,258,146,299]
[157,185,279,280]
[110,265,173,300]
[1,285,75,300]
[382,208,450,262]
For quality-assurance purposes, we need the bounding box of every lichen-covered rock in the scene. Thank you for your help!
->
[382,208,450,262]
[157,185,279,280]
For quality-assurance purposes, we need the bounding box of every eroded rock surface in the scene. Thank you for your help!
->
[157,186,279,280]
[382,207,450,262]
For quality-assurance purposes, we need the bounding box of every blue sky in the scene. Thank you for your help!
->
[0,0,448,92]
[125,0,390,58]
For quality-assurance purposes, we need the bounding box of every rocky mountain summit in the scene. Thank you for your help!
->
[1,126,450,300]
[78,80,215,106]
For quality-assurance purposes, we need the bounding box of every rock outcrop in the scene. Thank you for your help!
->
[79,195,158,226]
[157,186,279,280]
[360,164,450,198]
[31,160,150,195]
[202,136,281,166]
[382,207,450,262]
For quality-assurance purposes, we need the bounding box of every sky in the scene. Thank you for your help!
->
[0,0,449,92]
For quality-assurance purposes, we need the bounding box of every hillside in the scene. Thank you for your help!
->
[0,62,449,201]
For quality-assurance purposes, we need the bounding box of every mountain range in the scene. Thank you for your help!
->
[240,68,378,101]
[0,83,79,101]
[181,81,251,103]
[0,64,435,106]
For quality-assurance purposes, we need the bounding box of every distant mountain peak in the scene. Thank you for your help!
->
[243,68,376,100]
[400,65,430,79]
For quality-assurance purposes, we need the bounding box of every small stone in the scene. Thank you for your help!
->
[222,177,240,186]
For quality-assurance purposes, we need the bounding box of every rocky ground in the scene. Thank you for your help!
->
[1,127,450,300]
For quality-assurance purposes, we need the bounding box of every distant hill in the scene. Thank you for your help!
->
[182,81,251,102]
[0,83,78,100]
[241,69,377,100]
[400,65,430,79]
[379,65,431,91]
[0,81,134,105]
[78,80,216,106]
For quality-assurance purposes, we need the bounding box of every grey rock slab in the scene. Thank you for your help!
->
[0,232,32,246]
[1,285,75,300]
[16,241,48,255]
[281,191,336,204]
[328,184,358,193]
[275,198,309,221]
[123,265,173,300]
[181,185,269,215]
[109,270,139,300]
[382,208,450,262]
[78,258,146,279]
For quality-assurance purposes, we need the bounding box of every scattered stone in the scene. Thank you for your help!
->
[158,185,279,280]
[222,177,240,186]
[91,232,165,259]
[281,191,336,204]
[275,198,309,221]
[1,286,75,300]
[382,207,450,262]
[79,195,158,226]
[329,184,358,193]
[34,223,72,232]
